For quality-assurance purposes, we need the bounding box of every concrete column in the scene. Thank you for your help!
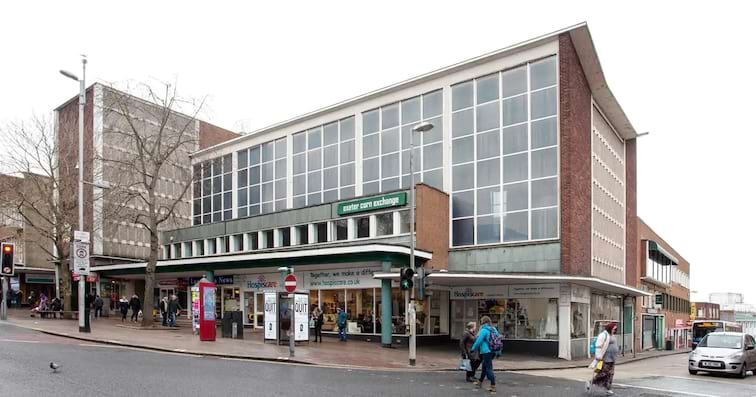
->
[381,261,393,347]
[558,283,572,360]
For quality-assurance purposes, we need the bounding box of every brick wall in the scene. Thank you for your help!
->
[558,33,592,277]
[415,183,449,271]
[199,120,239,150]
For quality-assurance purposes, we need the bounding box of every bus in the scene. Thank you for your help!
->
[692,320,743,348]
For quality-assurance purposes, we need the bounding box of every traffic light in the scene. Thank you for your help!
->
[400,267,414,291]
[0,243,14,276]
[416,266,427,300]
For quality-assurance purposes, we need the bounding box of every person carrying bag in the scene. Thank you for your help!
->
[459,322,481,382]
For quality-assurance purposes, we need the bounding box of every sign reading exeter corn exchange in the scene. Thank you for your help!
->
[336,192,407,216]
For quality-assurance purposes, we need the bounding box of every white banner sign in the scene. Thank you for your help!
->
[509,284,559,299]
[264,292,277,340]
[450,283,560,300]
[304,267,381,290]
[72,241,90,275]
[450,286,509,300]
[294,293,309,342]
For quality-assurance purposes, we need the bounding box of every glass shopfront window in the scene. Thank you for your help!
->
[571,302,589,339]
[452,293,559,340]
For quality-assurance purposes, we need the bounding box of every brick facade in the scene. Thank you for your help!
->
[415,184,449,271]
[199,120,240,150]
[558,33,592,277]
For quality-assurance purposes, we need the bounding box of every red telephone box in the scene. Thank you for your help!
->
[198,282,217,341]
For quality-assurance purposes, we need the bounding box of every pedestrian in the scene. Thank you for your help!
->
[129,294,141,322]
[94,295,104,318]
[460,321,481,382]
[160,296,169,326]
[471,316,499,393]
[168,294,181,327]
[50,297,62,318]
[587,322,619,395]
[27,290,36,308]
[337,307,348,342]
[312,306,324,343]
[119,297,129,322]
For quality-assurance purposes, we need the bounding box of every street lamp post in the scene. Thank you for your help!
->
[60,55,89,333]
[408,121,433,366]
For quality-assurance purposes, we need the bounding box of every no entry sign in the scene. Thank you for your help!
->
[284,274,297,293]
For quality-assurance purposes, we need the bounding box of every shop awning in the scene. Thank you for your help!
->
[647,240,679,265]
[374,272,651,297]
[91,243,432,276]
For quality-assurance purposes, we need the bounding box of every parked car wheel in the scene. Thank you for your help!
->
[738,364,747,379]
[688,369,697,375]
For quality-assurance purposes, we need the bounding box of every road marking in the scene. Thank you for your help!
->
[612,382,720,397]
[659,374,751,386]
[0,339,40,343]
[78,343,133,349]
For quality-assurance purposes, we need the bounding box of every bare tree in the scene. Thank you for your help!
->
[102,82,203,326]
[0,115,80,316]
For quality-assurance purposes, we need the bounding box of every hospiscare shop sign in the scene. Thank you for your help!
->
[336,192,407,216]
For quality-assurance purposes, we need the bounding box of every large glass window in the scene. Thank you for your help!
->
[292,117,356,208]
[193,154,233,225]
[362,90,444,194]
[451,56,558,246]
[237,138,287,217]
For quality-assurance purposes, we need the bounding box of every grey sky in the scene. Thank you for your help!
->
[2,1,754,303]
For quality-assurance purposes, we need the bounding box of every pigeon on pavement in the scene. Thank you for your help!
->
[50,362,60,373]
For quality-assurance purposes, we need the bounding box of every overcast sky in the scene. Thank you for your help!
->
[2,1,754,304]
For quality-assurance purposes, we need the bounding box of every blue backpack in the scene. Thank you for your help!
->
[488,327,504,353]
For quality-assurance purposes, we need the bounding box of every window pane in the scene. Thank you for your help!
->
[275,179,286,199]
[249,185,260,204]
[381,128,399,154]
[477,186,501,215]
[502,95,528,126]
[531,87,557,119]
[363,134,379,158]
[238,187,248,206]
[531,177,558,208]
[262,142,274,162]
[262,182,273,202]
[477,73,499,104]
[261,162,274,182]
[452,164,474,191]
[363,181,380,195]
[452,81,473,111]
[452,136,474,165]
[423,143,442,169]
[477,215,501,244]
[275,138,287,159]
[308,128,322,149]
[212,176,221,194]
[452,191,474,218]
[477,158,500,187]
[340,186,355,199]
[423,169,442,190]
[340,141,355,163]
[477,130,500,160]
[376,212,393,236]
[223,173,232,191]
[382,177,399,191]
[532,207,558,239]
[307,171,321,192]
[502,124,528,154]
[293,195,306,209]
[423,116,443,144]
[502,153,528,183]
[223,154,232,172]
[340,163,355,185]
[250,166,260,185]
[382,153,399,178]
[363,110,379,134]
[530,56,557,90]
[503,211,528,242]
[501,66,527,98]
[324,145,338,168]
[363,157,379,181]
[274,159,286,179]
[250,146,261,165]
[502,182,528,212]
[293,153,306,174]
[237,150,248,169]
[381,104,399,129]
[324,122,339,146]
[452,108,474,138]
[238,169,248,187]
[401,96,421,124]
[532,147,557,178]
[423,90,443,117]
[334,220,348,240]
[293,132,307,153]
[293,175,305,195]
[340,117,355,140]
[323,189,338,203]
[323,167,338,190]
[476,102,499,132]
[307,149,322,171]
[452,218,474,246]
[307,193,321,206]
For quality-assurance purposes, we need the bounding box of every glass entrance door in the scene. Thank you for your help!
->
[254,292,264,328]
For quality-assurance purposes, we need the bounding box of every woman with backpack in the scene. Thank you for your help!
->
[471,316,501,393]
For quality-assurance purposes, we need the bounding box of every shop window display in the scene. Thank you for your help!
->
[571,302,589,338]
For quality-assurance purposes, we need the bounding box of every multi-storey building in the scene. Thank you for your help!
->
[634,217,691,351]
[92,23,650,359]
[54,83,237,305]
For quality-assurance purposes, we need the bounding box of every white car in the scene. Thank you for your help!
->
[688,332,756,378]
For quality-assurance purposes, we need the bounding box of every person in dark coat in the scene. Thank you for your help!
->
[94,295,104,318]
[168,295,181,327]
[460,322,481,382]
[119,297,129,322]
[160,296,169,326]
[312,306,324,343]
[129,295,141,322]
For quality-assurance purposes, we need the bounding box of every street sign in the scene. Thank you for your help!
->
[73,240,90,275]
[74,230,90,243]
[284,274,297,293]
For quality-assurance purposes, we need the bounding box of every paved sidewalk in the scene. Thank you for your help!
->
[1,309,685,371]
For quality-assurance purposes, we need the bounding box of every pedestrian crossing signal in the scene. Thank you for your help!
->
[0,243,14,276]
[400,267,414,291]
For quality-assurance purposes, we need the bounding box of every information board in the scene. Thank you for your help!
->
[264,292,277,340]
[294,293,309,342]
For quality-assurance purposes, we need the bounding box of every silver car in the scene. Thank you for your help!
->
[689,332,756,378]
